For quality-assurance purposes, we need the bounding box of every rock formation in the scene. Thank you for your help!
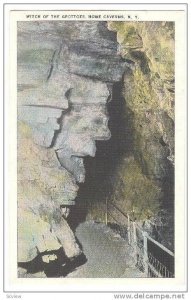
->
[17,21,132,274]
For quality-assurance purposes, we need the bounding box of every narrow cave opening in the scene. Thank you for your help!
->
[68,81,133,229]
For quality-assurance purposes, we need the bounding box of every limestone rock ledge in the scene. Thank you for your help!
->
[17,21,130,267]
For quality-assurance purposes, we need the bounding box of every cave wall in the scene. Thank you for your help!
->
[105,21,175,220]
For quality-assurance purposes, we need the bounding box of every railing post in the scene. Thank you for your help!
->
[132,221,137,261]
[133,221,137,244]
[143,231,149,276]
[105,197,108,226]
[127,214,131,244]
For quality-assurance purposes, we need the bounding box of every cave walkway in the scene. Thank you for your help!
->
[66,221,145,278]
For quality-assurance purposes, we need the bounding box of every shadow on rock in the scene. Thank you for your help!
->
[18,248,87,278]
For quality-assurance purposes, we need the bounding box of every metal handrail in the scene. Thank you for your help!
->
[146,234,174,257]
[109,201,131,219]
[108,201,174,255]
[106,199,174,277]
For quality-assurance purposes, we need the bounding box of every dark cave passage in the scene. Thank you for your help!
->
[68,82,133,229]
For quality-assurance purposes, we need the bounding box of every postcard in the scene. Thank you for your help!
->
[3,2,188,296]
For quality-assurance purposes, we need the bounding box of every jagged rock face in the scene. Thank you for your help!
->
[17,121,81,262]
[17,21,130,263]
